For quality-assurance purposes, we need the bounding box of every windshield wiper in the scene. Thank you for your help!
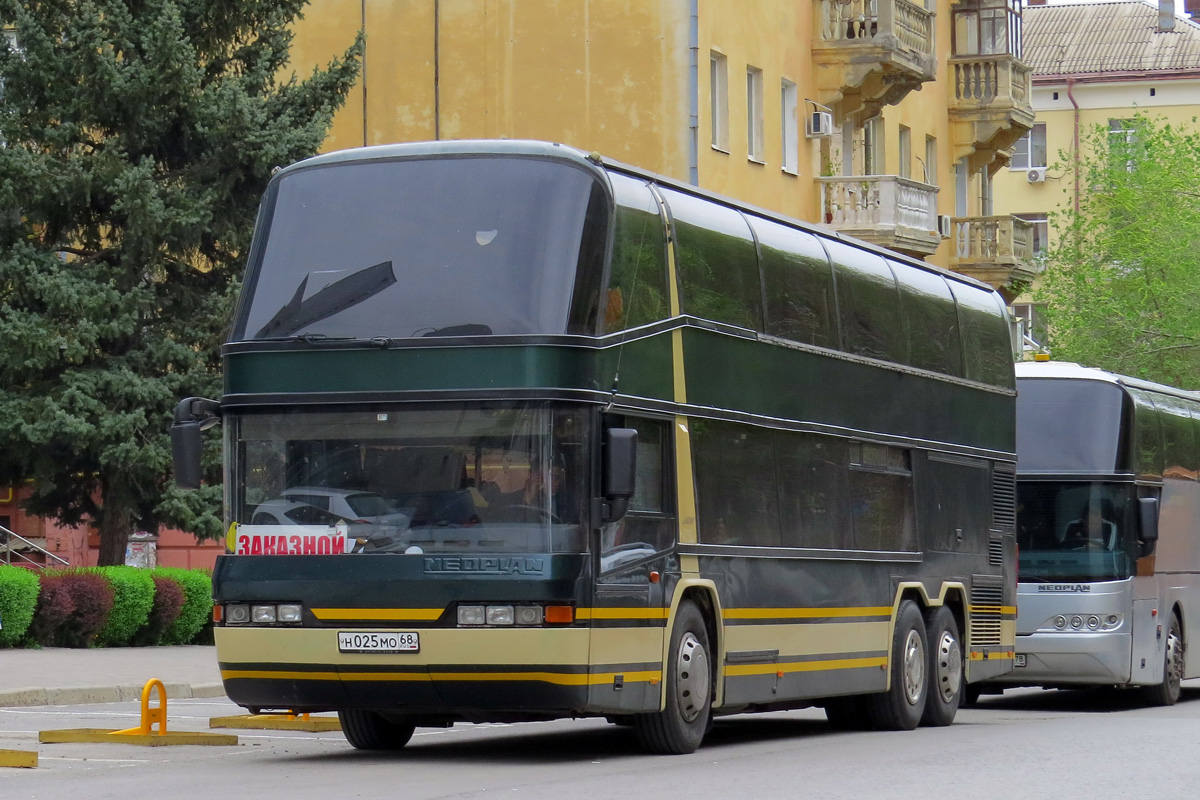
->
[255,261,397,339]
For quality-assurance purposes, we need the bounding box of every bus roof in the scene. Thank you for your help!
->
[1016,360,1200,404]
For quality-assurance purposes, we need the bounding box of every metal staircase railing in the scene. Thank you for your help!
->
[0,524,69,568]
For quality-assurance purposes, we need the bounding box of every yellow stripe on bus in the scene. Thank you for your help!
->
[310,608,445,621]
[221,669,663,686]
[725,656,887,677]
[968,651,1014,661]
[577,608,670,620]
[723,607,892,620]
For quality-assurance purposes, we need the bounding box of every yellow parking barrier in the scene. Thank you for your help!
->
[0,748,38,768]
[39,678,239,747]
[209,711,342,732]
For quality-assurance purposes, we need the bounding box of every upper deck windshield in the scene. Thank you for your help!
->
[229,403,590,555]
[1017,482,1137,582]
[234,156,609,341]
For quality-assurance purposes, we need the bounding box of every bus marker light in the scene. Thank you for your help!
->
[544,606,574,624]
[213,604,224,623]
[486,605,515,625]
[649,571,661,584]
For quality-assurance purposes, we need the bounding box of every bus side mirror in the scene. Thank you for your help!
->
[601,427,638,523]
[171,397,222,490]
[1138,497,1159,544]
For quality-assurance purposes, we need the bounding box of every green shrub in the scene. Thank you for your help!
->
[156,568,211,645]
[28,570,114,648]
[0,565,41,647]
[130,575,186,647]
[91,566,155,647]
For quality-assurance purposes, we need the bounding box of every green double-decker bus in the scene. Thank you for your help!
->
[173,140,1016,754]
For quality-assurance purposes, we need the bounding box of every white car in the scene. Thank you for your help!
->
[251,487,410,531]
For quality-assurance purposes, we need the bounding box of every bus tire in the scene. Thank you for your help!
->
[921,605,963,727]
[865,599,928,731]
[633,600,712,754]
[1143,611,1184,707]
[338,709,416,750]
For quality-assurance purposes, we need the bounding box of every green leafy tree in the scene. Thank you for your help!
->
[1038,114,1200,387]
[0,1,362,564]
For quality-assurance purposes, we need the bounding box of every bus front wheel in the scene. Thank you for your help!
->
[1144,611,1184,707]
[865,599,928,731]
[338,709,416,750]
[633,600,712,755]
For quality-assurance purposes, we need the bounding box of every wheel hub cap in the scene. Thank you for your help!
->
[934,630,962,703]
[675,632,710,722]
[902,629,926,706]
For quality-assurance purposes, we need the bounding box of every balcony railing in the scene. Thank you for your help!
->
[814,0,936,118]
[818,175,940,255]
[950,54,1032,109]
[818,0,935,52]
[952,215,1039,285]
[1,524,68,569]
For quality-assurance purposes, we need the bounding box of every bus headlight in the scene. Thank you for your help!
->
[1039,613,1123,633]
[486,605,515,625]
[226,604,251,625]
[458,605,486,626]
[252,604,278,623]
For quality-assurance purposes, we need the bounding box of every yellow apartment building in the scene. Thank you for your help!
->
[289,0,1036,298]
[992,0,1200,351]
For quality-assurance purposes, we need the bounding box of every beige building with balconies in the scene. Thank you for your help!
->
[992,0,1200,350]
[286,0,1035,297]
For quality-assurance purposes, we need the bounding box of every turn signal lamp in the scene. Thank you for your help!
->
[544,605,574,624]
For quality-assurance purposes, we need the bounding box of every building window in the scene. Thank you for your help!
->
[953,0,1022,57]
[1010,123,1047,170]
[746,66,764,162]
[863,117,884,175]
[924,135,938,184]
[1012,302,1045,353]
[710,52,729,152]
[1109,118,1143,172]
[781,79,798,175]
[1014,213,1048,256]
[898,126,911,180]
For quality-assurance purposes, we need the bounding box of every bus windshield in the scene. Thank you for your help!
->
[235,156,608,341]
[1016,482,1137,582]
[229,403,590,555]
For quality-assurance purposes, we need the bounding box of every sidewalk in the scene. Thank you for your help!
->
[0,645,225,708]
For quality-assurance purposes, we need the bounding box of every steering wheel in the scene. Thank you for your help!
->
[500,504,561,524]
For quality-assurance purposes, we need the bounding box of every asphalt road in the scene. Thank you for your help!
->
[3,686,1200,799]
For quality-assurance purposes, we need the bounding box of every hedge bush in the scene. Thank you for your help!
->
[91,566,156,647]
[28,570,114,648]
[156,567,212,645]
[0,565,41,647]
[130,575,186,647]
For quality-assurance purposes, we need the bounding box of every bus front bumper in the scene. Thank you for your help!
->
[988,631,1132,686]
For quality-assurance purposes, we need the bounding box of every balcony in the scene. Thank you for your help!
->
[818,175,941,257]
[813,0,937,123]
[950,215,1039,299]
[949,54,1035,173]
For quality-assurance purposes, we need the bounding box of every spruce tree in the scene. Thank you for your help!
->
[0,1,361,564]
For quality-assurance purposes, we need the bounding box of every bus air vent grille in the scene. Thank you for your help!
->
[988,536,1004,565]
[992,468,1016,530]
[968,579,1005,647]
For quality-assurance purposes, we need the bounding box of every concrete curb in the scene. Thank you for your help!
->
[0,683,227,709]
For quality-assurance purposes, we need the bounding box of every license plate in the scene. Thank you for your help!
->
[338,631,419,653]
[1014,653,1027,668]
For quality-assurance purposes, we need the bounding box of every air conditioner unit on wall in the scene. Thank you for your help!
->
[937,214,954,239]
[806,111,834,138]
[1027,167,1047,184]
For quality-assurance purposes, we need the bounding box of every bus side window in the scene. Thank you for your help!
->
[691,419,782,547]
[749,215,837,349]
[949,281,1016,390]
[825,240,906,364]
[659,187,763,332]
[604,174,670,333]
[889,260,964,378]
[600,416,674,571]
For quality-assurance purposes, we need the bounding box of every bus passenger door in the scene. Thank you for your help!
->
[589,416,675,713]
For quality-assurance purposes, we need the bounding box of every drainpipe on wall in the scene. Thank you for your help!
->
[361,0,368,147]
[688,0,699,185]
[434,0,441,141]
[1067,76,1080,213]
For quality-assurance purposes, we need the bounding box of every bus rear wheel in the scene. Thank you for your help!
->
[338,709,416,750]
[920,605,963,727]
[865,599,928,731]
[633,600,712,755]
[1143,611,1184,707]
